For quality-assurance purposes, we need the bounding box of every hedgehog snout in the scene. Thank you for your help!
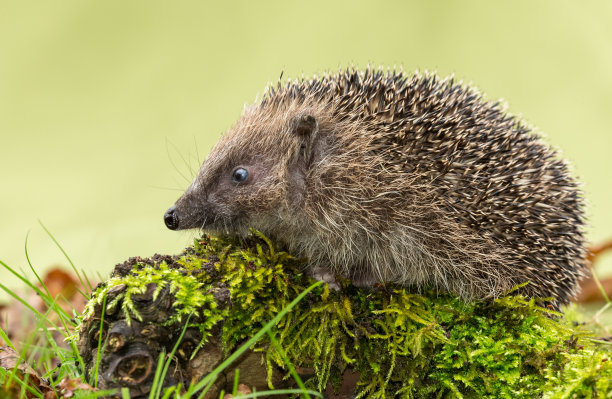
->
[164,206,179,230]
[165,188,215,231]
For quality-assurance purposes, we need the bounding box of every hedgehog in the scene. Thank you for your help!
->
[164,68,586,307]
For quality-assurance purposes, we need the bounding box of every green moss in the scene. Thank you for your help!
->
[79,233,612,398]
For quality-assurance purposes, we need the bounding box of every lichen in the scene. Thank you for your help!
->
[78,233,612,398]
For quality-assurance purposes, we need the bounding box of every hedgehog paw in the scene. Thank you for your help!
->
[309,266,340,290]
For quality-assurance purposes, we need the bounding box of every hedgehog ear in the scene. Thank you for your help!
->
[291,114,319,168]
[293,115,318,155]
[293,115,318,138]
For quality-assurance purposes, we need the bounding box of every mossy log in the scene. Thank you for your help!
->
[75,234,612,398]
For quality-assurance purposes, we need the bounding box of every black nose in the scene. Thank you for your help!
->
[164,206,179,230]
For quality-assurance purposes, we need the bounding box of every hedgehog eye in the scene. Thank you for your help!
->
[232,167,249,183]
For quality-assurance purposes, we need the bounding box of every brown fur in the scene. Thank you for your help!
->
[168,68,586,306]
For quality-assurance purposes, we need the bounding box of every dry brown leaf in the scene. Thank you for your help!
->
[0,345,52,398]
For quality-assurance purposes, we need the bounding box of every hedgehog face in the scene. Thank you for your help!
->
[164,109,319,237]
[164,149,280,235]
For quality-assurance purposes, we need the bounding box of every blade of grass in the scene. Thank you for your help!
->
[232,369,240,396]
[161,385,176,399]
[591,271,610,303]
[149,350,167,399]
[24,230,53,302]
[153,314,193,399]
[266,331,311,399]
[38,220,88,299]
[594,301,611,320]
[93,294,108,388]
[192,378,216,399]
[81,267,95,293]
[0,326,15,351]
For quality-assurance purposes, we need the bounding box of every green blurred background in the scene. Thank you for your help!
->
[1,1,611,297]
